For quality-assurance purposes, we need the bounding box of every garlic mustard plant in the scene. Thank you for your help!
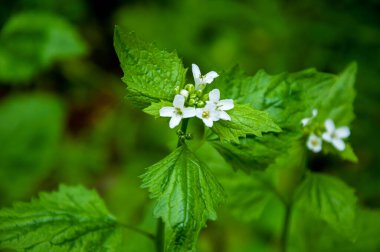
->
[207,89,234,121]
[301,108,318,126]
[322,119,351,151]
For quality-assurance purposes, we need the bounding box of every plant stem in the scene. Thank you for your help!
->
[119,223,155,240]
[156,218,165,252]
[280,203,292,252]
[156,118,190,252]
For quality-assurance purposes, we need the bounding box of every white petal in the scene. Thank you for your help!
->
[159,107,175,117]
[324,119,335,133]
[182,107,196,118]
[173,94,185,109]
[209,89,220,102]
[203,71,219,84]
[332,138,345,151]
[210,109,220,121]
[202,118,214,127]
[312,109,318,117]
[192,64,201,84]
[301,118,311,126]
[218,99,234,110]
[218,111,231,121]
[322,132,332,142]
[169,115,182,128]
[307,134,322,153]
[180,89,189,98]
[335,126,350,138]
[195,108,204,119]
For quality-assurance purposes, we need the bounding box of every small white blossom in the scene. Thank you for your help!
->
[307,133,322,153]
[160,95,196,128]
[322,119,350,151]
[207,89,234,120]
[179,89,189,98]
[192,63,219,89]
[301,109,318,127]
[196,103,219,127]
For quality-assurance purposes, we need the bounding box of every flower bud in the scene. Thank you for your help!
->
[202,93,209,101]
[188,98,195,106]
[196,90,203,97]
[197,84,206,90]
[180,89,189,98]
[190,93,197,99]
[185,84,195,93]
[196,100,205,107]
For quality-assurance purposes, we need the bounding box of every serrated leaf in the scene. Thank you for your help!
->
[0,12,87,83]
[222,171,282,222]
[114,26,186,108]
[0,94,64,204]
[0,185,122,251]
[143,100,172,118]
[141,145,224,251]
[294,173,357,237]
[212,104,281,143]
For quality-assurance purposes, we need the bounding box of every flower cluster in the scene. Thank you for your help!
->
[301,109,350,153]
[160,64,234,128]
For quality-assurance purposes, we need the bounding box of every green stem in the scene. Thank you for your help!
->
[119,223,155,240]
[156,118,190,252]
[280,203,292,252]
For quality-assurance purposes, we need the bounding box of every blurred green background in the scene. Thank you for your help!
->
[0,0,379,251]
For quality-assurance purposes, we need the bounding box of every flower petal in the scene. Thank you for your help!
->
[301,118,311,126]
[195,108,204,119]
[209,89,220,102]
[192,64,201,84]
[332,138,345,151]
[182,107,196,118]
[218,110,231,121]
[324,119,335,133]
[169,115,182,128]
[335,126,350,138]
[312,109,318,117]
[160,107,175,117]
[180,89,189,98]
[322,132,332,142]
[202,118,214,127]
[173,94,185,108]
[218,99,234,110]
[203,71,219,84]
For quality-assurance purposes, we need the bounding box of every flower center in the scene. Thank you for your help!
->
[202,110,210,119]
[311,139,319,146]
[175,108,182,116]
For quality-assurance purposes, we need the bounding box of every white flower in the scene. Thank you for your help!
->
[196,103,219,127]
[192,63,219,89]
[207,89,234,120]
[160,95,196,128]
[179,89,189,98]
[301,109,318,127]
[307,133,322,153]
[322,119,350,151]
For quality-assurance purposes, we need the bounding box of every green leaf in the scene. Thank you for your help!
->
[294,173,357,237]
[0,185,122,251]
[210,132,302,172]
[0,12,87,83]
[143,100,172,118]
[0,94,64,204]
[319,63,357,126]
[141,145,224,251]
[211,104,281,143]
[222,171,282,222]
[114,26,187,108]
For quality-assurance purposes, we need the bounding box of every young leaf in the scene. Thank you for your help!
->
[294,172,357,237]
[0,185,122,251]
[0,94,64,204]
[143,100,172,118]
[212,104,281,143]
[141,145,224,251]
[0,12,87,83]
[114,26,187,108]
